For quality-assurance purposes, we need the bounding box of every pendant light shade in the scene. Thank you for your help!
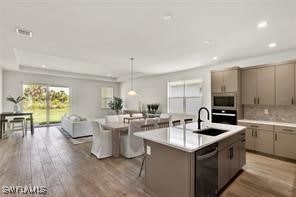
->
[128,57,138,96]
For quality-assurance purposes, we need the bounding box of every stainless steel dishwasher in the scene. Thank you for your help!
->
[195,143,218,197]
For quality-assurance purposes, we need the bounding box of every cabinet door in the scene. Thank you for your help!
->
[257,66,275,105]
[254,129,274,154]
[229,142,241,178]
[211,71,224,93]
[239,138,246,168]
[276,64,294,105]
[242,69,257,105]
[275,132,296,160]
[223,70,238,92]
[245,128,254,150]
[218,148,230,190]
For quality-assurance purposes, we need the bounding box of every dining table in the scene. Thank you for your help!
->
[101,122,129,158]
[0,112,34,139]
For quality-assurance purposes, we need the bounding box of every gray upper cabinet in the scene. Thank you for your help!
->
[242,66,275,105]
[212,71,224,93]
[242,69,257,105]
[275,64,294,105]
[211,69,238,93]
[257,66,275,105]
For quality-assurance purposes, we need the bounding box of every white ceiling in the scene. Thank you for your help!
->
[1,0,296,80]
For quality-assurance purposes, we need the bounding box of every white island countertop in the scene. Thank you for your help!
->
[134,122,246,153]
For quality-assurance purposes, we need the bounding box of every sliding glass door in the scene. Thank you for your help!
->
[23,83,70,126]
[48,86,70,124]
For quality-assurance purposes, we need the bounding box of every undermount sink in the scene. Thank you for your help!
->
[193,128,228,136]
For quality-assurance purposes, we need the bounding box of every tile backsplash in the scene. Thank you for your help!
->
[244,105,296,123]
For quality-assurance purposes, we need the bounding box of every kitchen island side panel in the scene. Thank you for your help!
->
[144,140,195,197]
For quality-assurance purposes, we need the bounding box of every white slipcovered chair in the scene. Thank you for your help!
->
[91,121,112,159]
[146,118,159,128]
[118,114,130,123]
[120,120,145,158]
[105,115,119,123]
[132,113,144,118]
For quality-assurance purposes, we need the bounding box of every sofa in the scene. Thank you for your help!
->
[61,114,92,138]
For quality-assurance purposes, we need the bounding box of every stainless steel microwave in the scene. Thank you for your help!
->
[212,93,237,110]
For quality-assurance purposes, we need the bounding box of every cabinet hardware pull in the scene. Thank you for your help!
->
[251,130,254,137]
[255,131,258,137]
[257,97,260,104]
[254,97,256,104]
[283,129,293,132]
[275,133,277,141]
[229,147,234,159]
[292,97,294,105]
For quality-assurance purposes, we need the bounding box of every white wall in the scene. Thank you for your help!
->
[120,50,296,114]
[2,70,119,119]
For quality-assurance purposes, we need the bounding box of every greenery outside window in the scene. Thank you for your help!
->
[101,87,114,108]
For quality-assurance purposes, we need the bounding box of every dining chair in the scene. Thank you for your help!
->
[172,120,181,126]
[118,114,130,123]
[157,121,170,128]
[138,123,157,177]
[145,118,159,128]
[105,115,119,123]
[184,118,193,124]
[132,113,144,118]
[120,120,146,158]
[90,121,112,159]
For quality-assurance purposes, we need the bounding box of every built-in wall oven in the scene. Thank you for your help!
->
[212,109,237,125]
[212,93,236,110]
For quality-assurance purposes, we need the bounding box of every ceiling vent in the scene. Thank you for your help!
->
[16,28,33,37]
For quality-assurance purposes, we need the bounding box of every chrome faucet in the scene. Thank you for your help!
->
[197,107,210,129]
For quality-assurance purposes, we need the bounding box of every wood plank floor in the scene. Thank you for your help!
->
[0,126,295,197]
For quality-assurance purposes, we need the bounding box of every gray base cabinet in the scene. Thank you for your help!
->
[274,132,296,160]
[218,131,246,190]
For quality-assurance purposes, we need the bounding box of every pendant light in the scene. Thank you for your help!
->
[127,57,138,96]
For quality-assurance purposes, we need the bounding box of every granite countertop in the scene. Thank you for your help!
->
[238,119,296,128]
[134,122,246,153]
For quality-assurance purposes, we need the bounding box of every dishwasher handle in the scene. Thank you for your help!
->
[197,148,218,161]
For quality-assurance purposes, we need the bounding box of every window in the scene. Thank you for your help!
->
[168,79,202,114]
[101,87,114,108]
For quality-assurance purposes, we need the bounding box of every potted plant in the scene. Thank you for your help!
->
[147,104,152,113]
[108,97,123,115]
[6,95,26,113]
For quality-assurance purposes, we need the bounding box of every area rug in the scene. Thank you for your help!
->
[57,127,93,145]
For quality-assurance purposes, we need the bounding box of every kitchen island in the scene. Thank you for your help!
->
[134,122,246,197]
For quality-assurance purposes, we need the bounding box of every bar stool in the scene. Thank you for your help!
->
[1,119,9,139]
[172,120,181,126]
[138,123,156,177]
[9,117,25,137]
[184,118,193,124]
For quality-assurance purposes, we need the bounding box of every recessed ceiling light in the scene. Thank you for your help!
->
[268,42,277,48]
[213,56,218,60]
[106,74,112,77]
[163,14,172,20]
[257,21,268,29]
[41,65,46,68]
[203,40,212,44]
